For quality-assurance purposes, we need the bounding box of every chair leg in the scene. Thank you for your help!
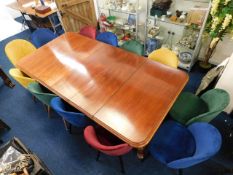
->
[119,156,125,174]
[178,169,183,175]
[32,95,36,103]
[44,105,51,118]
[62,119,72,134]
[96,151,101,161]
[47,106,51,118]
[68,124,72,134]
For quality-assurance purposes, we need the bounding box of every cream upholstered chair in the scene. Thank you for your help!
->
[215,53,233,114]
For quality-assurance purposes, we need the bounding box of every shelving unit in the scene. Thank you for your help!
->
[96,0,141,46]
[144,0,211,71]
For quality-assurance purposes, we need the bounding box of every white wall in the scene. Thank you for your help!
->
[0,0,24,41]
[199,34,233,64]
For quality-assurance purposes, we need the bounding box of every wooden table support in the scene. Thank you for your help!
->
[0,68,15,88]
[137,147,146,160]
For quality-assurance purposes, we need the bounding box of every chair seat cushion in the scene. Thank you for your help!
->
[96,126,124,146]
[169,92,209,124]
[149,120,196,164]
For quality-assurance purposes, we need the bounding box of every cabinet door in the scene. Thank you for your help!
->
[55,0,97,32]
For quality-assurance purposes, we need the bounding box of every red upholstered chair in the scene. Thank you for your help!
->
[84,125,132,173]
[79,26,97,39]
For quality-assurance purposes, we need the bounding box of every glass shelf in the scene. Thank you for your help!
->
[148,16,189,27]
[99,7,137,15]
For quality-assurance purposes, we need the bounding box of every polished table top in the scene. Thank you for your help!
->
[17,33,188,148]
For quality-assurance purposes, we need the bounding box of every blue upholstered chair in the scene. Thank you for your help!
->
[149,120,222,175]
[96,32,118,47]
[31,28,58,48]
[51,97,91,133]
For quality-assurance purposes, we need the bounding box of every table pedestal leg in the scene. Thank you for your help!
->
[137,147,145,160]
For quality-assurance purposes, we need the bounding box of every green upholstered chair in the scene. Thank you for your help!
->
[28,82,57,117]
[169,89,230,125]
[120,40,144,56]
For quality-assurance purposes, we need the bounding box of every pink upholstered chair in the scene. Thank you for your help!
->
[79,26,97,39]
[84,125,132,173]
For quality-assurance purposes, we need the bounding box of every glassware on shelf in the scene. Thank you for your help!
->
[177,25,200,50]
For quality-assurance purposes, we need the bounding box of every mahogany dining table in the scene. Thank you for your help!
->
[17,33,189,158]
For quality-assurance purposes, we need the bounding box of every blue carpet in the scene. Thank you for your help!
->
[0,29,232,175]
[15,16,24,24]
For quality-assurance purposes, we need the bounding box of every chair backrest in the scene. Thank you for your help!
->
[168,122,222,169]
[9,68,35,88]
[5,39,36,66]
[79,26,97,39]
[31,28,58,48]
[51,97,90,127]
[149,120,196,164]
[84,126,132,156]
[120,40,144,56]
[96,32,118,47]
[186,89,230,125]
[28,82,57,106]
[148,48,179,68]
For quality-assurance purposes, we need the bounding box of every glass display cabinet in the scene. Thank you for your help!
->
[144,0,211,71]
[96,0,141,46]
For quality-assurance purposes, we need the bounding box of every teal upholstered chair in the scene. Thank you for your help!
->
[120,40,144,56]
[169,89,230,125]
[28,82,57,117]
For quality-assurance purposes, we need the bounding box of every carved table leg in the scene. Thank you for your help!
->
[0,68,15,88]
[137,147,145,160]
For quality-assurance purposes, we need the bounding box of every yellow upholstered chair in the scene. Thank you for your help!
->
[9,68,35,88]
[148,48,179,68]
[5,39,36,66]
